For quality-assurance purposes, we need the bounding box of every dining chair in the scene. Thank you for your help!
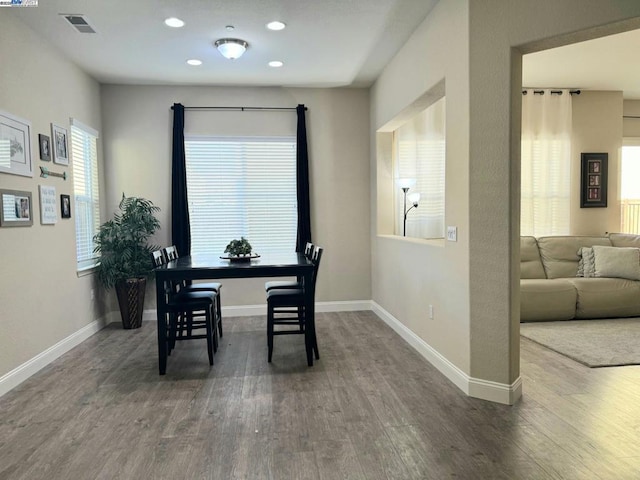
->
[162,245,224,339]
[152,248,219,365]
[266,245,323,363]
[264,242,314,292]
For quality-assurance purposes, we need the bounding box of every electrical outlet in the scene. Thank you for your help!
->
[447,226,457,242]
[429,304,434,320]
[90,289,95,300]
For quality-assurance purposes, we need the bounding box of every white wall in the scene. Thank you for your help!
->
[100,85,371,308]
[372,0,640,404]
[0,13,104,379]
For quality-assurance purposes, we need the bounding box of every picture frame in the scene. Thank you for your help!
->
[0,110,33,177]
[61,194,71,218]
[51,123,69,166]
[39,133,51,161]
[0,189,33,227]
[39,184,57,224]
[580,152,607,208]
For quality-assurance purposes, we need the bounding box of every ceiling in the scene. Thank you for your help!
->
[8,1,640,97]
[9,0,439,87]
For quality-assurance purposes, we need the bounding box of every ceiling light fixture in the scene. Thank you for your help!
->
[214,38,248,60]
[187,59,202,66]
[268,60,283,68]
[266,21,286,31]
[164,17,184,28]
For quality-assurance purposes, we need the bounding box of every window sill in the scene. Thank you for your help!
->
[77,265,98,278]
[377,234,446,248]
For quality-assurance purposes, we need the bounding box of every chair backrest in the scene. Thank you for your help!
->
[163,245,179,262]
[152,249,166,267]
[309,245,323,290]
[304,242,314,257]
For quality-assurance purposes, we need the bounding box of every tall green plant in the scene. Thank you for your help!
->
[94,195,161,289]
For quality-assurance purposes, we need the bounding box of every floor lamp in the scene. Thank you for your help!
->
[397,178,420,237]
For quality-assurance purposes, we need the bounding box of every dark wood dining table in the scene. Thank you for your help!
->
[154,252,316,374]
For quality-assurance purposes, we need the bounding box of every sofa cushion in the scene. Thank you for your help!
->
[608,232,640,248]
[520,236,546,279]
[568,277,640,319]
[537,236,612,279]
[576,247,596,277]
[592,245,640,280]
[520,278,577,322]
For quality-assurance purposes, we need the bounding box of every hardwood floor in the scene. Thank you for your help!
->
[1,311,640,479]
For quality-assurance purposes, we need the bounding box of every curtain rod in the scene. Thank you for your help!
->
[624,115,640,119]
[522,89,581,95]
[171,105,306,111]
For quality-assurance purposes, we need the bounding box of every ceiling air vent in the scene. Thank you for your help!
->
[60,14,96,34]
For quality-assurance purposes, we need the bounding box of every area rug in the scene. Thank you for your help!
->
[520,318,640,367]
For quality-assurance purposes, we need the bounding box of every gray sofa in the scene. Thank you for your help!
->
[520,233,640,321]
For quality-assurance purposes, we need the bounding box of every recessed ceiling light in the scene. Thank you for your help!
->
[268,60,284,68]
[266,21,286,31]
[187,59,202,66]
[164,17,185,28]
[225,25,235,31]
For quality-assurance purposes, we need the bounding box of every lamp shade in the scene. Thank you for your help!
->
[397,178,416,189]
[408,192,421,205]
[214,38,248,60]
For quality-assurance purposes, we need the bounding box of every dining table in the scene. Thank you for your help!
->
[154,251,316,374]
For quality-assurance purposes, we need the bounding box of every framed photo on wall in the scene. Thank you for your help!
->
[0,110,33,177]
[51,123,69,166]
[39,133,51,161]
[61,194,71,218]
[0,189,33,227]
[580,152,607,208]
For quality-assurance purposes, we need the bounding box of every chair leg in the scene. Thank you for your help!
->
[267,304,274,363]
[216,293,223,338]
[205,308,214,366]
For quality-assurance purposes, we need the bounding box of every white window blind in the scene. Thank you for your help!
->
[394,97,446,238]
[184,137,297,256]
[621,140,640,234]
[71,120,100,271]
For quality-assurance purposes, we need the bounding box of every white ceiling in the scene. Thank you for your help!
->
[8,1,640,97]
[9,0,439,87]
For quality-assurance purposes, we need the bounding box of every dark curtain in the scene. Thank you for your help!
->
[296,104,312,252]
[171,103,191,255]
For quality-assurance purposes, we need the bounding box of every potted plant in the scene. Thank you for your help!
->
[224,237,254,261]
[94,194,161,329]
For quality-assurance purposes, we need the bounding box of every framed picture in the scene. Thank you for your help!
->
[580,152,607,208]
[39,185,57,224]
[61,194,71,218]
[51,123,69,166]
[39,133,51,161]
[0,110,33,177]
[0,189,33,227]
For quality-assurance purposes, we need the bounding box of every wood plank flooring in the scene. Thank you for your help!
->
[1,311,640,479]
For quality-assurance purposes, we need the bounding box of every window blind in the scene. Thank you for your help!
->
[71,121,100,271]
[185,137,297,256]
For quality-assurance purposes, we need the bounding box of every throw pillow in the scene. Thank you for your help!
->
[592,245,640,280]
[576,247,596,278]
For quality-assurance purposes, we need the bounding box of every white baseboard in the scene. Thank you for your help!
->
[0,317,108,398]
[2,300,521,405]
[370,301,521,405]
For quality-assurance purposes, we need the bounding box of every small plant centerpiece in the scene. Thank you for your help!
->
[93,194,160,329]
[224,237,256,261]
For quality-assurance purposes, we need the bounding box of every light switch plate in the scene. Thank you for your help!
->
[447,226,457,242]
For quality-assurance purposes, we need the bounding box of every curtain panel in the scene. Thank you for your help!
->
[296,104,312,252]
[171,103,191,255]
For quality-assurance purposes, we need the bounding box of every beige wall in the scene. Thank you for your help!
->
[0,14,104,378]
[571,91,623,235]
[624,100,640,137]
[372,0,640,402]
[101,85,371,308]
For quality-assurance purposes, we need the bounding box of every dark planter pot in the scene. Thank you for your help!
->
[115,278,146,329]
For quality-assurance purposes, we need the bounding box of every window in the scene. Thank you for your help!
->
[621,139,640,234]
[393,97,446,238]
[184,137,297,256]
[70,120,100,271]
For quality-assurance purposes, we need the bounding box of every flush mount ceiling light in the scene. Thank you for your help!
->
[214,38,249,60]
[266,21,286,31]
[164,17,184,28]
